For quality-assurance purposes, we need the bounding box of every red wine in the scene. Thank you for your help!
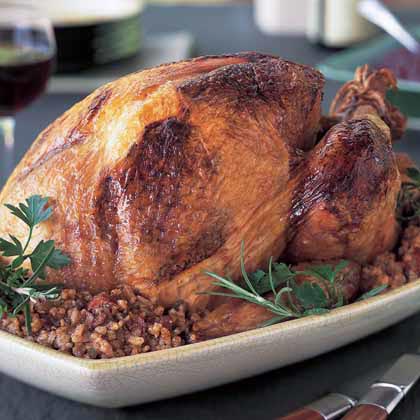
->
[0,44,53,116]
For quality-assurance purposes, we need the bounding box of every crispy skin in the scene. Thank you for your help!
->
[286,67,403,263]
[396,152,416,183]
[286,118,401,263]
[0,52,324,310]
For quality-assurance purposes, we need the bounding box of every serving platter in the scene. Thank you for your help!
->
[1,280,420,408]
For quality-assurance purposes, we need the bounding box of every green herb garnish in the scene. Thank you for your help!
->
[203,243,385,327]
[357,285,388,301]
[0,195,70,335]
[397,167,420,221]
[202,243,349,327]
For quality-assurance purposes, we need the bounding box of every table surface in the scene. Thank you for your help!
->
[3,4,420,420]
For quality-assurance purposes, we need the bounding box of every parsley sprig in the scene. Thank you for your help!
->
[203,243,385,327]
[397,167,420,221]
[0,195,70,335]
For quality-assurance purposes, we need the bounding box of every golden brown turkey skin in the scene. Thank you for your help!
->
[0,53,324,310]
[286,117,401,263]
[286,66,405,263]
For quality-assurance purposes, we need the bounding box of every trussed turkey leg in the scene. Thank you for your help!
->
[286,66,406,264]
[329,65,406,140]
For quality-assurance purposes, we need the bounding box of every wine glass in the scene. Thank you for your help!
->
[0,2,55,186]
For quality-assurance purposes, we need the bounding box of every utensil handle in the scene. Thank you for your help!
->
[278,407,325,420]
[279,394,356,420]
[358,0,420,54]
[342,404,388,420]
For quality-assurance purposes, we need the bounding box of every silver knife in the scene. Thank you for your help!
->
[279,352,420,420]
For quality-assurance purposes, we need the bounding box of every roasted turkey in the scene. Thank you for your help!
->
[0,53,406,338]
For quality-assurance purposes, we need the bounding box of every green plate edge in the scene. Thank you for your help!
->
[318,26,420,120]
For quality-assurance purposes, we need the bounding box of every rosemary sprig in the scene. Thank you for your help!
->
[357,285,388,301]
[0,195,70,334]
[203,243,385,327]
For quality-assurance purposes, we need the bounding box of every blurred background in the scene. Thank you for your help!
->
[2,0,420,184]
[14,0,420,108]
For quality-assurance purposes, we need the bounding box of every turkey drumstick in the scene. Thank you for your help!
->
[286,66,406,264]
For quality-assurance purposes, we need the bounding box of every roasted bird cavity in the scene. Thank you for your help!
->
[0,53,407,338]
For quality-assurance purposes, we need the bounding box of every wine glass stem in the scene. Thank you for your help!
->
[0,117,15,189]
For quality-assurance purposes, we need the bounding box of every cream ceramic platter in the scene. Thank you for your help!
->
[1,280,420,408]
